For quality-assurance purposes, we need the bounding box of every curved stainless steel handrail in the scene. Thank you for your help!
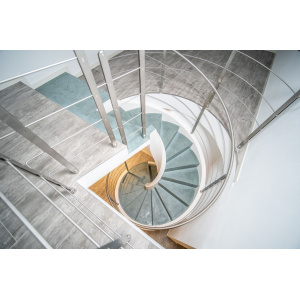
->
[115,51,235,230]
[236,50,295,93]
[146,50,294,98]
[146,51,276,113]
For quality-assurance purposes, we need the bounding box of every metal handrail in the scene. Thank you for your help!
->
[63,186,135,249]
[0,67,140,141]
[7,161,102,248]
[0,190,53,249]
[146,50,294,107]
[236,50,295,93]
[121,51,235,230]
[144,95,224,217]
[2,50,293,232]
[106,93,228,230]
[0,153,76,193]
[0,57,77,84]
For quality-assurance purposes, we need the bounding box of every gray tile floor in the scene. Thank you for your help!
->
[0,82,160,249]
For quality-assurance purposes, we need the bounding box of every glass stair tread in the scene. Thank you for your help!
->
[160,121,179,149]
[158,179,196,206]
[145,113,162,134]
[36,72,109,106]
[165,148,199,171]
[152,189,172,225]
[155,185,188,220]
[123,190,148,221]
[135,191,152,225]
[119,188,146,208]
[165,132,193,162]
[162,167,199,188]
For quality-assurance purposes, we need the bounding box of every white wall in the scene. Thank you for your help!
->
[168,50,300,248]
[0,50,121,90]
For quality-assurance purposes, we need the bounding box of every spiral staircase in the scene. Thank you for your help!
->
[0,49,298,249]
[116,111,200,226]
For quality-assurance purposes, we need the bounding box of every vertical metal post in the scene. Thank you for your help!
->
[237,88,300,149]
[98,51,127,145]
[0,153,76,193]
[74,50,117,147]
[159,50,167,93]
[191,50,237,134]
[0,105,79,174]
[139,50,146,138]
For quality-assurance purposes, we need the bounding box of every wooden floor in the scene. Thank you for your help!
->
[89,148,185,249]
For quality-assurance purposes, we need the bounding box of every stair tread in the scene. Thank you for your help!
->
[121,174,146,193]
[124,108,142,127]
[36,72,109,106]
[119,188,145,208]
[160,121,179,149]
[159,179,196,206]
[155,185,187,220]
[162,167,199,187]
[152,189,172,225]
[146,113,162,134]
[124,190,148,220]
[165,148,199,171]
[36,72,110,135]
[126,125,155,153]
[165,132,193,162]
[135,191,152,225]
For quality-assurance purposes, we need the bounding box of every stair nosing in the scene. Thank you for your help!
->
[123,189,147,209]
[166,145,192,163]
[164,164,199,172]
[154,188,173,221]
[161,176,199,188]
[135,190,149,220]
[158,183,189,207]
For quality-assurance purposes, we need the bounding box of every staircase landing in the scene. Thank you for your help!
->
[0,82,161,249]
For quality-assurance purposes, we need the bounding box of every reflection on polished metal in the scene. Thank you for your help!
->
[99,234,131,249]
[159,50,167,93]
[200,174,227,192]
[0,57,77,85]
[0,153,76,193]
[74,50,117,148]
[191,50,237,134]
[0,105,79,174]
[238,88,300,149]
[99,51,127,145]
[0,190,53,249]
[139,50,146,138]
